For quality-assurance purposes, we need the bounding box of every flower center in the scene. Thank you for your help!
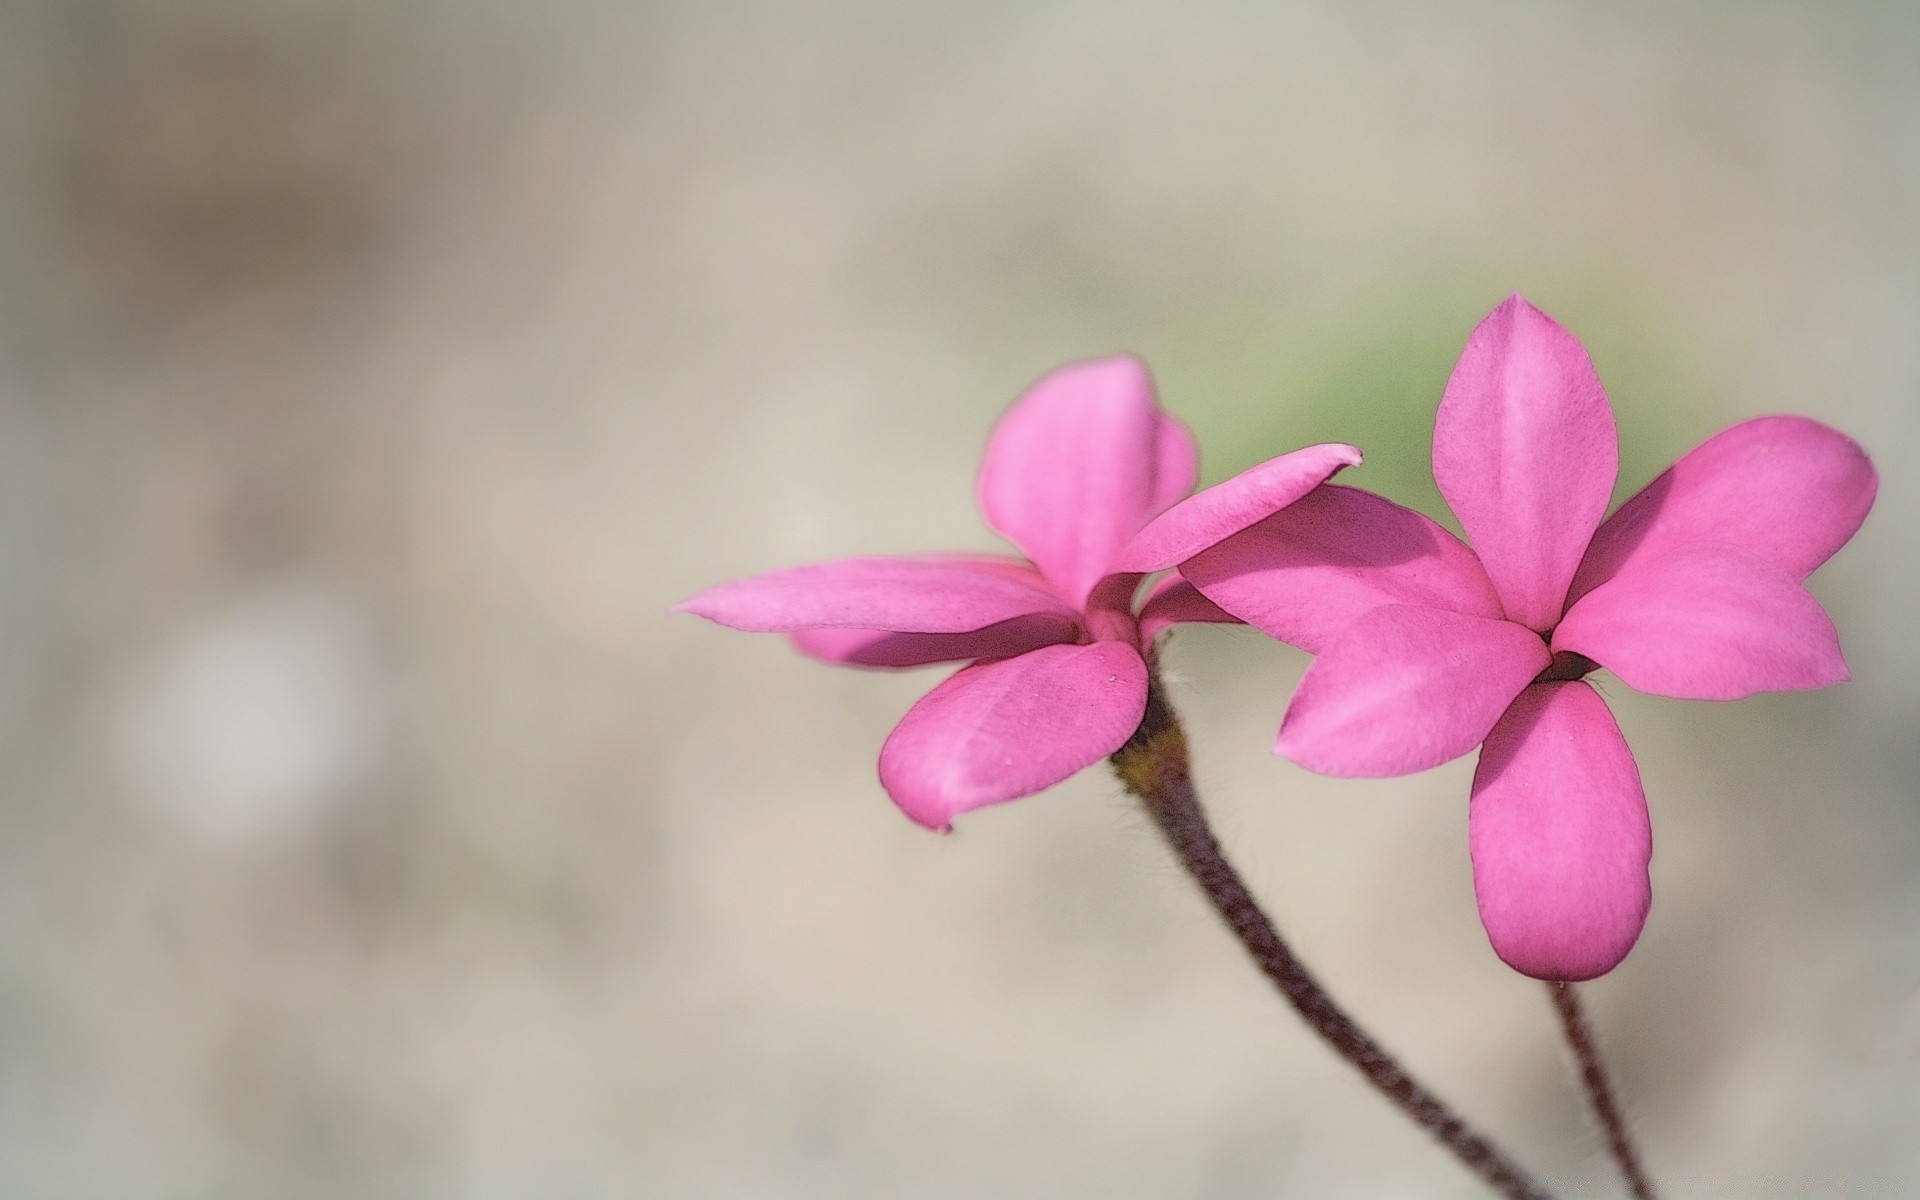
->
[1534,647,1596,684]
[1084,604,1140,648]
[1082,574,1144,649]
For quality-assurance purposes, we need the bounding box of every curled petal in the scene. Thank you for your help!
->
[676,555,1074,633]
[1554,541,1848,700]
[1114,443,1363,572]
[1276,605,1550,777]
[878,642,1149,829]
[976,356,1166,608]
[1137,576,1240,644]
[790,613,1080,670]
[1433,295,1618,630]
[1569,415,1878,602]
[1470,681,1651,981]
[1182,485,1503,653]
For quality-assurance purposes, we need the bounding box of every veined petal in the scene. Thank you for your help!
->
[1137,576,1240,643]
[1569,415,1878,602]
[1469,681,1651,981]
[1150,413,1202,517]
[1433,295,1618,630]
[1114,444,1363,572]
[789,613,1080,670]
[1181,485,1503,654]
[977,356,1166,608]
[676,555,1074,633]
[878,642,1149,829]
[1276,605,1550,777]
[1553,541,1848,700]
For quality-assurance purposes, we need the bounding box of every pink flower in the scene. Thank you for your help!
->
[1180,295,1878,981]
[679,356,1361,830]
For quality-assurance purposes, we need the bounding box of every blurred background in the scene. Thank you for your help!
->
[0,1,1915,1196]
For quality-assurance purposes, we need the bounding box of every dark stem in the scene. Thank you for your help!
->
[1546,982,1659,1200]
[1111,663,1552,1200]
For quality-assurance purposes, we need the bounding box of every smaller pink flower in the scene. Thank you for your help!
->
[1180,295,1878,980]
[678,356,1360,829]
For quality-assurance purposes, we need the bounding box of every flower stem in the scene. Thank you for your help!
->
[1110,664,1552,1200]
[1546,982,1659,1200]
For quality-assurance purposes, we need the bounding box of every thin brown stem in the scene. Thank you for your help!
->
[1547,982,1659,1200]
[1111,664,1551,1200]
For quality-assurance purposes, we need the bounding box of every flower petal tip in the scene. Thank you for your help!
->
[1494,944,1633,984]
[1308,442,1366,475]
[1114,441,1368,573]
[1271,706,1312,763]
[883,777,960,832]
[908,812,956,835]
[1494,292,1553,323]
[670,594,717,620]
[1271,720,1373,779]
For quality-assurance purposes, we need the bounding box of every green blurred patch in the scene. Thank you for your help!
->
[1154,276,1715,534]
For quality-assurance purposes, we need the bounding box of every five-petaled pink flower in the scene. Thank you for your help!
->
[1180,295,1878,981]
[678,357,1361,829]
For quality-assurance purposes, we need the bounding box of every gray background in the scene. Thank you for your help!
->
[1,1,1916,1196]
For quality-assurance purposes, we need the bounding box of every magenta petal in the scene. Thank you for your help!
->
[1181,485,1504,653]
[790,612,1080,669]
[877,642,1149,829]
[677,555,1074,633]
[1433,295,1619,630]
[1569,415,1878,602]
[1553,541,1848,700]
[1469,681,1651,981]
[1114,443,1363,572]
[1276,605,1550,777]
[1150,413,1201,517]
[1137,577,1240,643]
[976,356,1165,608]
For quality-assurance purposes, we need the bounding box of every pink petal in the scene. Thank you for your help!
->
[878,642,1149,829]
[1114,443,1364,572]
[1569,415,1878,603]
[976,356,1165,608]
[1136,577,1240,644]
[1276,605,1550,777]
[676,555,1075,633]
[1433,295,1618,630]
[789,613,1081,669]
[1553,541,1848,700]
[1180,485,1504,653]
[1469,681,1651,981]
[917,554,1057,584]
[1150,413,1202,516]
